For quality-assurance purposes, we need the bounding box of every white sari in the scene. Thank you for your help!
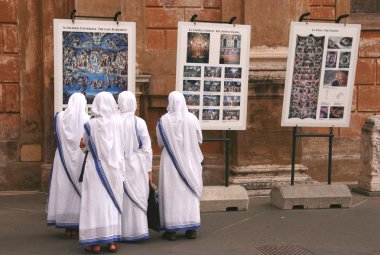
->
[79,92,125,246]
[156,91,203,232]
[118,91,152,241]
[47,93,89,229]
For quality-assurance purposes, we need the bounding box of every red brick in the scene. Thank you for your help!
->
[146,29,165,50]
[146,7,184,28]
[359,31,380,58]
[322,0,335,6]
[0,54,18,82]
[357,86,380,111]
[0,0,17,22]
[203,0,222,8]
[0,84,3,112]
[146,0,163,6]
[377,59,380,85]
[339,112,373,137]
[309,6,335,20]
[2,24,17,53]
[3,84,19,112]
[0,113,20,139]
[185,8,222,22]
[165,0,202,7]
[165,29,177,50]
[0,25,2,53]
[302,126,339,135]
[310,0,322,5]
[355,58,376,85]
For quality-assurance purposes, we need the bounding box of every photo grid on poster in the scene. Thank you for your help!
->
[54,19,136,113]
[176,22,251,130]
[281,22,361,127]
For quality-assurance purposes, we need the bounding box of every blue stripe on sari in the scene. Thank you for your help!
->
[80,235,122,246]
[157,118,200,199]
[53,112,81,197]
[134,116,143,149]
[162,222,201,232]
[84,123,122,214]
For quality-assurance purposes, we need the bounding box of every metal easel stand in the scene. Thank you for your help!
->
[203,130,231,187]
[188,14,236,187]
[298,12,349,23]
[290,126,334,185]
[70,9,122,24]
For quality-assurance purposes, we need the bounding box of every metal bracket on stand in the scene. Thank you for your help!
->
[71,9,122,24]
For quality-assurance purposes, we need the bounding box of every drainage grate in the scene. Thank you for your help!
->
[256,245,314,255]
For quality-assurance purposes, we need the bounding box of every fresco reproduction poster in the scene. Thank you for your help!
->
[176,21,251,130]
[54,19,136,113]
[281,22,361,127]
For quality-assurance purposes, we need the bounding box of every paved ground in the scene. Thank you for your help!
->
[1,188,379,255]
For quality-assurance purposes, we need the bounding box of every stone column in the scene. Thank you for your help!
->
[357,116,380,193]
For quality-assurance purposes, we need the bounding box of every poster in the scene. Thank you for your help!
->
[54,19,136,113]
[176,22,251,130]
[281,22,361,127]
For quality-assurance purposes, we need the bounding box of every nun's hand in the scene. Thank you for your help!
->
[79,138,86,149]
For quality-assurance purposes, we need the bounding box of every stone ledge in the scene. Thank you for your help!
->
[200,185,248,212]
[270,183,352,210]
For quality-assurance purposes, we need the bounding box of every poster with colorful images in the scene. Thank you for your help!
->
[281,22,361,127]
[53,19,136,113]
[176,22,251,130]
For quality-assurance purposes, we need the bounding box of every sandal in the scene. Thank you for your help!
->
[64,229,72,239]
[71,229,79,239]
[84,245,101,254]
[107,242,118,253]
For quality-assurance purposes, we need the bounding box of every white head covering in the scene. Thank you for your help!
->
[86,92,125,212]
[159,91,203,198]
[56,93,89,192]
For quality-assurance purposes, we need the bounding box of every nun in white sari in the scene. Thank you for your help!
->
[79,92,125,253]
[118,91,153,242]
[156,91,203,240]
[47,93,89,237]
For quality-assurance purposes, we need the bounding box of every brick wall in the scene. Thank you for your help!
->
[0,0,20,160]
[145,0,222,51]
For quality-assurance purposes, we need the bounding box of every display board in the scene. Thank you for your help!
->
[54,19,136,113]
[281,22,361,127]
[176,21,251,130]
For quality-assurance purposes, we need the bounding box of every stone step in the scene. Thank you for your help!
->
[200,185,249,212]
[231,164,308,178]
[229,176,313,190]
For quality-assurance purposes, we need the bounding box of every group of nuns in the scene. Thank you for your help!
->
[47,91,204,253]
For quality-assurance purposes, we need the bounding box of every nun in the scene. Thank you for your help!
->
[118,91,153,242]
[156,91,203,241]
[79,92,125,253]
[47,92,90,238]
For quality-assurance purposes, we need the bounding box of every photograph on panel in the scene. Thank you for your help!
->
[202,109,220,120]
[323,70,349,87]
[186,32,210,63]
[183,80,201,92]
[288,34,324,120]
[224,67,242,78]
[204,66,222,78]
[184,94,200,106]
[203,95,221,107]
[204,80,221,92]
[63,32,128,104]
[319,106,329,119]
[219,34,241,64]
[339,52,351,68]
[183,65,202,77]
[223,110,240,120]
[223,95,240,106]
[188,108,200,118]
[325,51,337,68]
[328,36,353,49]
[224,81,241,92]
[329,106,344,118]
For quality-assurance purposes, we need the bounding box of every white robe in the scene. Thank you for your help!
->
[156,91,203,232]
[47,93,89,229]
[79,92,125,246]
[118,91,152,241]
